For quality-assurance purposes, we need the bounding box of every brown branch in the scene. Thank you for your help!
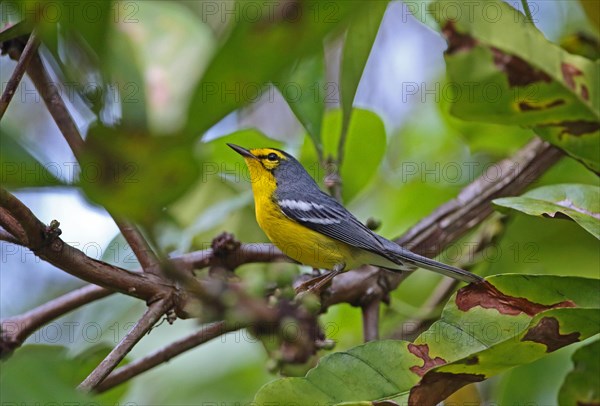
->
[395,138,561,253]
[95,321,236,393]
[172,242,287,272]
[0,135,562,389]
[77,297,172,392]
[1,285,112,357]
[0,187,172,302]
[0,29,39,119]
[361,300,380,342]
[0,188,46,248]
[0,227,23,245]
[0,208,27,243]
[0,213,287,353]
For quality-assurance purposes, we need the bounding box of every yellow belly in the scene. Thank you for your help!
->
[255,197,357,270]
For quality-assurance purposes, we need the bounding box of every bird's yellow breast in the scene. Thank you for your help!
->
[244,157,357,270]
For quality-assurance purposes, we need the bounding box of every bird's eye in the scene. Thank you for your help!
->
[267,153,278,161]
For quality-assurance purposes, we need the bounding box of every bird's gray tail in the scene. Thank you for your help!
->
[381,240,483,284]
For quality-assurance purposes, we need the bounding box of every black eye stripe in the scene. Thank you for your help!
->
[257,153,280,161]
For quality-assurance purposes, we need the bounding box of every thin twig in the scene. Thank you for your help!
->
[172,242,287,272]
[25,52,85,158]
[1,285,112,357]
[391,278,458,341]
[96,321,236,393]
[114,219,162,276]
[0,29,39,119]
[77,297,172,392]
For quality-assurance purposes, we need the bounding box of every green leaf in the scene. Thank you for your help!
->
[432,0,600,173]
[319,108,386,202]
[558,338,600,405]
[341,110,386,202]
[340,1,388,143]
[106,24,148,128]
[254,275,600,405]
[0,126,64,188]
[255,340,418,404]
[79,125,200,223]
[493,184,600,239]
[0,344,128,403]
[277,55,325,152]
[185,1,367,137]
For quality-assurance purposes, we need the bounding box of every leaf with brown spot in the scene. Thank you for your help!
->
[456,280,576,316]
[492,47,551,88]
[521,317,580,352]
[409,307,599,406]
[431,0,600,173]
[409,372,484,406]
[407,343,446,377]
[442,21,477,54]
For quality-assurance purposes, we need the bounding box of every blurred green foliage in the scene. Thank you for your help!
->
[558,338,600,405]
[1,0,599,404]
[0,344,128,403]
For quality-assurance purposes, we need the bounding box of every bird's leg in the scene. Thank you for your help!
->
[307,263,344,294]
[294,263,345,294]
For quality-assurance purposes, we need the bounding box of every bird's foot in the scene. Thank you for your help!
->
[294,264,344,295]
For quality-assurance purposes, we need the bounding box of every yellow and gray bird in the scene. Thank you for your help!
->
[229,144,482,288]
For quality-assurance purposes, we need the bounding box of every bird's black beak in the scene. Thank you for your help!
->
[227,143,256,159]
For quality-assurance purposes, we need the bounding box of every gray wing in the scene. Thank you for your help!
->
[275,191,389,255]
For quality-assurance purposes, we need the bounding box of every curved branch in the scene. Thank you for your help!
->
[0,208,27,243]
[0,189,46,248]
[77,297,172,392]
[0,228,23,245]
[1,285,112,357]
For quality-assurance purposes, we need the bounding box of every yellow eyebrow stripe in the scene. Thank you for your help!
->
[249,148,286,160]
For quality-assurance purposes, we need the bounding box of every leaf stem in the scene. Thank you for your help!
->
[521,0,533,23]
